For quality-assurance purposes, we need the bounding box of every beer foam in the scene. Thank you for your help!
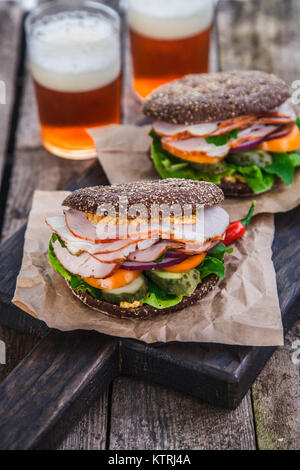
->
[128,0,214,40]
[28,12,120,92]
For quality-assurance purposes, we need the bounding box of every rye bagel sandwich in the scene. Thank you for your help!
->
[46,179,232,320]
[144,70,300,196]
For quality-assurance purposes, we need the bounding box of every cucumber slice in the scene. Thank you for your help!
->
[101,275,148,305]
[226,150,272,168]
[146,269,200,297]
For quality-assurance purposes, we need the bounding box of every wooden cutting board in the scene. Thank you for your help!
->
[0,162,299,449]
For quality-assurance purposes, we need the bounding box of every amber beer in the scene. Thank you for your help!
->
[128,0,214,98]
[26,1,121,159]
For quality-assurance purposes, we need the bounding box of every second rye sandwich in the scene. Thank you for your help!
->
[46,179,232,319]
[144,71,300,196]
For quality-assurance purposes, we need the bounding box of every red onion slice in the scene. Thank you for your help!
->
[230,137,267,153]
[122,253,188,271]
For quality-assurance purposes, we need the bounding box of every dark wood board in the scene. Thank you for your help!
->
[0,160,299,448]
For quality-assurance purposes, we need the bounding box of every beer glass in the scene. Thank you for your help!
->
[26,0,121,159]
[128,0,214,98]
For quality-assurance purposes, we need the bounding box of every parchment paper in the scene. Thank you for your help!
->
[13,190,283,346]
[89,124,300,220]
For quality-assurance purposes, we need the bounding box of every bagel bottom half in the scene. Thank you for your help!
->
[218,180,254,197]
[218,179,278,197]
[66,274,219,320]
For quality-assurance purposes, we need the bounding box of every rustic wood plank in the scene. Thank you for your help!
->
[57,390,110,450]
[0,326,40,384]
[0,2,22,184]
[218,0,300,451]
[0,331,119,450]
[252,320,300,450]
[109,378,256,450]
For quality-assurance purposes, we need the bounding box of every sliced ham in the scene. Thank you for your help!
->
[153,115,256,139]
[89,206,229,245]
[65,209,98,242]
[46,215,147,255]
[153,121,219,138]
[161,136,230,160]
[52,239,118,278]
[171,206,229,243]
[91,239,158,263]
[260,101,297,124]
[153,101,296,143]
[210,116,256,136]
[176,239,222,254]
[127,241,182,262]
[230,124,279,148]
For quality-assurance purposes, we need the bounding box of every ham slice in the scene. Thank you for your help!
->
[231,124,279,148]
[153,115,256,139]
[52,239,118,278]
[210,116,256,136]
[46,216,147,255]
[91,239,157,263]
[65,209,98,242]
[171,206,229,243]
[260,101,296,124]
[161,137,230,160]
[127,241,182,262]
[153,121,219,138]
[153,101,296,142]
[47,205,229,258]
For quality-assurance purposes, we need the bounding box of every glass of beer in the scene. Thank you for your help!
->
[128,0,214,98]
[25,0,121,159]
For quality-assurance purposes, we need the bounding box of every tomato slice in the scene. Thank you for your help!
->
[163,253,206,273]
[84,269,141,290]
[258,124,300,152]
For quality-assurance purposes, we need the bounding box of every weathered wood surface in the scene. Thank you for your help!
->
[0,3,22,185]
[0,0,299,450]
[218,0,300,450]
[0,331,118,450]
[109,377,256,450]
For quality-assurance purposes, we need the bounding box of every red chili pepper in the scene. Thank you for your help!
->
[224,201,256,246]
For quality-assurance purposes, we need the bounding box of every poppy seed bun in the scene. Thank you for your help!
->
[66,275,219,320]
[63,179,224,216]
[143,71,290,125]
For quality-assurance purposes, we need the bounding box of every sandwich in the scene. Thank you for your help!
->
[143,71,300,196]
[46,179,232,319]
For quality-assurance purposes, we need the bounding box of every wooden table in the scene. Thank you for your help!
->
[0,0,299,450]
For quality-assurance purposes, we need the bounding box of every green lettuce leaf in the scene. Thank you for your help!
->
[205,128,240,146]
[208,243,233,260]
[227,164,275,193]
[264,152,300,186]
[197,256,225,279]
[289,152,300,167]
[196,243,233,280]
[141,281,183,309]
